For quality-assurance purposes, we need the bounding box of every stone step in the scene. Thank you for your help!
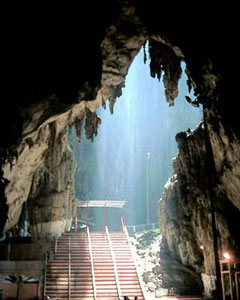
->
[46,230,144,299]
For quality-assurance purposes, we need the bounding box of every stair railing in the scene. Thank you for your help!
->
[54,236,58,256]
[122,219,148,300]
[105,226,122,300]
[68,237,71,300]
[121,216,125,232]
[87,226,97,300]
[42,251,49,300]
[126,222,159,235]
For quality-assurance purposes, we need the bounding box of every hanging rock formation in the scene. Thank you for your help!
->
[1,1,147,238]
[0,2,239,298]
[27,127,76,240]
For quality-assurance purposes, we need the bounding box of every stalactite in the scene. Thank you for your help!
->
[143,41,147,64]
[74,115,85,142]
[84,108,102,142]
[149,39,182,106]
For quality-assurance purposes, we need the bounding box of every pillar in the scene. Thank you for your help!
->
[103,206,107,230]
[75,209,78,232]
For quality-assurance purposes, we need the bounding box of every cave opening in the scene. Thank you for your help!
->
[0,4,239,298]
[69,44,202,233]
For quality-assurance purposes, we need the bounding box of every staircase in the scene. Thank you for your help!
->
[91,232,119,299]
[110,232,144,300]
[45,228,145,300]
[46,231,94,299]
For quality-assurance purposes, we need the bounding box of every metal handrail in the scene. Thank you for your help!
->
[123,223,147,300]
[54,237,58,256]
[126,222,159,235]
[105,226,121,300]
[87,227,97,300]
[68,237,71,300]
[42,252,49,300]
[121,216,125,231]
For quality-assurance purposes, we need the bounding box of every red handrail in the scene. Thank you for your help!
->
[68,237,71,300]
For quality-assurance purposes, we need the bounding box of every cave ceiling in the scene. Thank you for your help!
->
[0,1,239,234]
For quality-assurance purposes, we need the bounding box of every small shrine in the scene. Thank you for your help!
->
[220,253,240,300]
[73,200,126,232]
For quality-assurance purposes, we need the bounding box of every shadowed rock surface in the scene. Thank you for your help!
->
[159,124,240,297]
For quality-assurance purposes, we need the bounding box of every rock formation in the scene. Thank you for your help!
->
[130,230,162,299]
[159,122,240,298]
[27,127,76,240]
[0,1,239,298]
[1,1,147,238]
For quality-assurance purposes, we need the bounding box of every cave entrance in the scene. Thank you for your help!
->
[69,44,202,231]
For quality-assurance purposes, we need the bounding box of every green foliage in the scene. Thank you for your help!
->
[5,273,34,285]
[5,274,36,300]
[134,228,160,250]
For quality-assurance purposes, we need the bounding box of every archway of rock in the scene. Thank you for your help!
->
[69,45,202,230]
[66,45,205,298]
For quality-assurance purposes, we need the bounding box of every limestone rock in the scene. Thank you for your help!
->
[159,122,240,298]
[1,1,147,237]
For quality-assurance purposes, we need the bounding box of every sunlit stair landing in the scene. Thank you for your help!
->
[45,227,145,300]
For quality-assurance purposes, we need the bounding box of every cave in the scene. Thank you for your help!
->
[69,45,202,231]
[0,1,240,300]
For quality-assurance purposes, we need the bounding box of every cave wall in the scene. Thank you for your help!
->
[2,103,85,236]
[1,0,237,239]
[0,3,239,296]
[27,126,76,240]
[1,1,147,238]
[159,121,240,298]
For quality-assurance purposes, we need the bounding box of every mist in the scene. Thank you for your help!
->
[69,45,202,229]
